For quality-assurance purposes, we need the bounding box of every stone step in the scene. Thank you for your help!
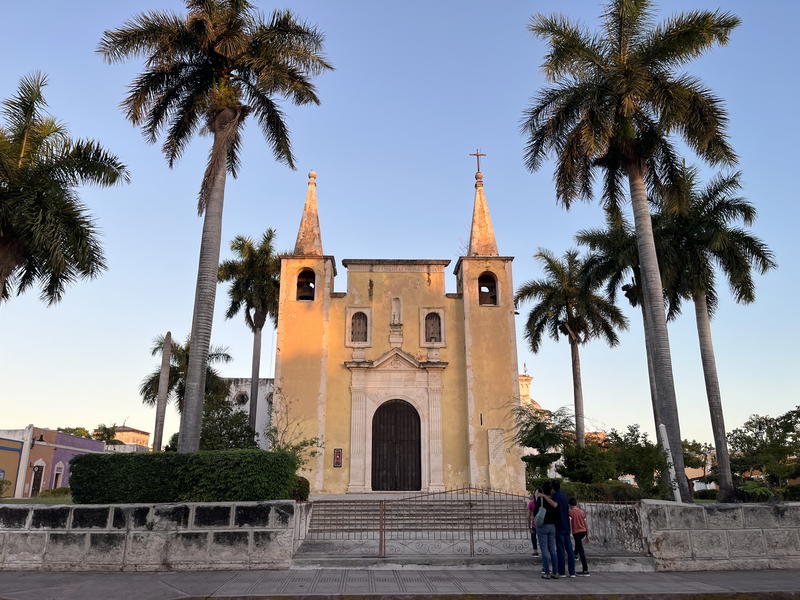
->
[291,553,657,571]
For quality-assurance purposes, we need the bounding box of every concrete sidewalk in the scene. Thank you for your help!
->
[0,568,799,599]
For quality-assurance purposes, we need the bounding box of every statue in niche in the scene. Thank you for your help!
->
[391,297,401,325]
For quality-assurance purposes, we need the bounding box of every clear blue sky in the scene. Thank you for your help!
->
[1,1,797,445]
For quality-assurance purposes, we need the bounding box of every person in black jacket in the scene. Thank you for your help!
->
[534,481,560,579]
[552,479,576,577]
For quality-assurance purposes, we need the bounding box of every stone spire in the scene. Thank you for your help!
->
[293,171,323,256]
[467,171,499,256]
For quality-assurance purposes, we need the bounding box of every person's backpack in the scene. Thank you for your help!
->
[534,498,547,528]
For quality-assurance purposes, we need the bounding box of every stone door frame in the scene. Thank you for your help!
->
[346,349,446,493]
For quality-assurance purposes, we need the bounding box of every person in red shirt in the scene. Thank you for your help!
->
[568,498,590,576]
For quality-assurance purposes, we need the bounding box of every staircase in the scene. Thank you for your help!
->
[293,490,656,571]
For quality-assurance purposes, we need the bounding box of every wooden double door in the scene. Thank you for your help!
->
[371,399,421,491]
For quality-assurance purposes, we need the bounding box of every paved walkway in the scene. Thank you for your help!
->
[1,569,798,599]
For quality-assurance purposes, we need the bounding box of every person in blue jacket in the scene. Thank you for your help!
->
[551,479,576,577]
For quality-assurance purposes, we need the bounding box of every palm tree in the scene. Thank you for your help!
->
[577,216,676,439]
[521,0,739,500]
[218,228,280,435]
[0,73,129,304]
[515,249,628,447]
[659,166,776,501]
[99,1,333,452]
[140,334,232,413]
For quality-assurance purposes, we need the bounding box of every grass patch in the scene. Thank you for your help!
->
[1,495,73,504]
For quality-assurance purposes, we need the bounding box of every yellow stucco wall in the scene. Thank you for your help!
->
[0,438,23,497]
[275,253,525,494]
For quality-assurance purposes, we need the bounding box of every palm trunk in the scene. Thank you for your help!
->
[152,331,172,452]
[692,292,735,502]
[628,166,691,502]
[569,337,585,448]
[249,325,263,435]
[178,125,230,453]
[640,303,662,436]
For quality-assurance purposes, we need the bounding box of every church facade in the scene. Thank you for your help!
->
[273,169,525,494]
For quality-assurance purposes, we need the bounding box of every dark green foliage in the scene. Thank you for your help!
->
[557,444,616,483]
[164,432,179,452]
[606,425,668,492]
[199,394,258,451]
[728,406,800,488]
[291,476,310,502]
[69,450,298,504]
[782,485,800,501]
[526,477,649,502]
[514,405,573,477]
[57,427,92,439]
[0,73,129,304]
[693,489,718,500]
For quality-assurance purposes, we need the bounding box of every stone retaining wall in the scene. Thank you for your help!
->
[640,499,800,571]
[0,501,296,571]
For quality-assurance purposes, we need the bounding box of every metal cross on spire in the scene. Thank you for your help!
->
[469,148,486,173]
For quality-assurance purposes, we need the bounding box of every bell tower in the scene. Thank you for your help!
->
[273,171,336,491]
[455,165,524,491]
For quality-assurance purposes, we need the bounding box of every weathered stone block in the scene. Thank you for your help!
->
[167,532,208,563]
[783,505,800,527]
[727,528,765,557]
[0,507,30,529]
[252,529,291,562]
[235,504,271,527]
[71,507,110,529]
[648,530,691,559]
[210,531,249,562]
[2,532,46,562]
[690,529,728,558]
[31,507,70,529]
[85,533,125,565]
[665,504,705,530]
[641,504,668,532]
[195,505,231,528]
[764,528,800,556]
[704,505,743,530]
[125,532,168,564]
[743,504,787,529]
[272,503,295,527]
[152,505,188,530]
[112,506,152,530]
[45,533,87,561]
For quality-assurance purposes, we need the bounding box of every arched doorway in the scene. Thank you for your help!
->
[371,399,421,491]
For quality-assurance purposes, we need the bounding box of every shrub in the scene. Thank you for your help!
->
[557,444,616,483]
[526,478,649,501]
[70,449,299,504]
[782,484,800,501]
[38,487,71,498]
[292,476,310,501]
[0,479,12,496]
[693,488,718,500]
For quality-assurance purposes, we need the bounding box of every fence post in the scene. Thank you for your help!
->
[379,500,386,557]
[468,499,475,556]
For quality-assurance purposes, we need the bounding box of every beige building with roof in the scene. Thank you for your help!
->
[273,168,525,495]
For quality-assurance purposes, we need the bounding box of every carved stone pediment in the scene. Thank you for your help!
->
[345,347,421,370]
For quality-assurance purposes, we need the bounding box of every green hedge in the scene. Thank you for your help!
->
[70,449,299,504]
[292,476,310,502]
[527,477,649,502]
[693,489,718,500]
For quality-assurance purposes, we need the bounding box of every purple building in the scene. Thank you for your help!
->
[50,432,105,489]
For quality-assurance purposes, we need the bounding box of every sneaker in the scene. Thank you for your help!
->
[569,574,576,578]
[541,573,550,579]
[578,571,590,577]
[550,574,559,579]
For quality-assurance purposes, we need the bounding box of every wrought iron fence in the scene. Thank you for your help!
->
[302,488,644,557]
